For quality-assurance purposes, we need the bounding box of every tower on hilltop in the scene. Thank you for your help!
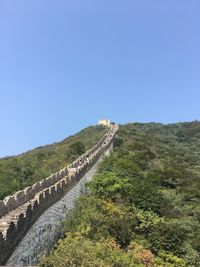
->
[98,119,111,127]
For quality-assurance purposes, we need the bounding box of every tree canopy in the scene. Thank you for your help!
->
[40,121,200,266]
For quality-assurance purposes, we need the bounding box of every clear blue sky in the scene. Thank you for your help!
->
[0,1,200,157]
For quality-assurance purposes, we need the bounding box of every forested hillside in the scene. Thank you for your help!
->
[0,125,108,199]
[40,121,200,267]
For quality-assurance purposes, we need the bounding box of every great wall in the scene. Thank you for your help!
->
[0,124,118,266]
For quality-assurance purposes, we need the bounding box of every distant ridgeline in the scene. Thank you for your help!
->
[0,124,118,265]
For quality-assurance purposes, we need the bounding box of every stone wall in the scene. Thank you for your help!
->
[6,142,113,266]
[0,125,118,265]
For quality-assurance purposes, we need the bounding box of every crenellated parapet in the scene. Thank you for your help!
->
[0,124,118,265]
[0,169,69,219]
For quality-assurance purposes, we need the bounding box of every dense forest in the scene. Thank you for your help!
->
[0,125,107,199]
[40,121,200,266]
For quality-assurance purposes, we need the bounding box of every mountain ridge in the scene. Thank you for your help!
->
[0,125,108,199]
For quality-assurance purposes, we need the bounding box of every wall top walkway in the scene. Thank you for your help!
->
[0,124,119,265]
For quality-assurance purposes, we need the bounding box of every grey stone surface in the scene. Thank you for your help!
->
[0,125,118,265]
[6,145,112,266]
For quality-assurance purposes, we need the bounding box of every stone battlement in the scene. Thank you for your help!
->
[0,125,118,265]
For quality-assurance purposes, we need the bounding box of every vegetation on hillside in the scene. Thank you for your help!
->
[40,121,200,266]
[0,125,108,199]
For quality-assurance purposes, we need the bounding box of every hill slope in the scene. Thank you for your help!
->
[0,125,108,199]
[40,121,200,267]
